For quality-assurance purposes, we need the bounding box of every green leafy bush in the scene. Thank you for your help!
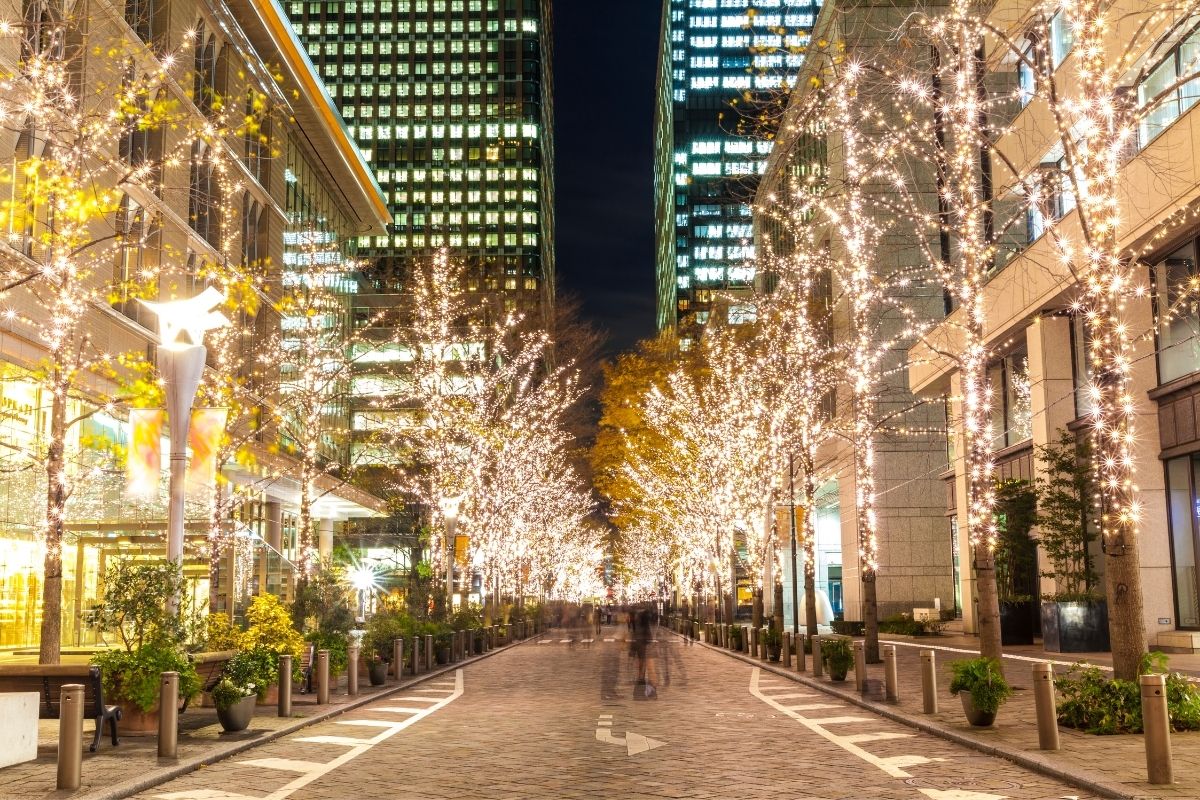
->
[211,677,252,711]
[93,640,200,712]
[227,647,279,699]
[205,613,242,651]
[820,637,854,675]
[831,620,865,636]
[949,657,1012,714]
[878,613,944,636]
[306,630,349,676]
[362,611,413,662]
[1056,653,1200,734]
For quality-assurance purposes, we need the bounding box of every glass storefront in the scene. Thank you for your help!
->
[1165,455,1200,629]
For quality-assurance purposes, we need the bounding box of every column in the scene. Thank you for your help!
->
[266,501,283,552]
[318,519,334,561]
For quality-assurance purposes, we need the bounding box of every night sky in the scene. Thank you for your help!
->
[553,2,663,358]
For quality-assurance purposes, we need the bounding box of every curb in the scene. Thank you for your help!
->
[686,633,1151,800]
[80,633,543,800]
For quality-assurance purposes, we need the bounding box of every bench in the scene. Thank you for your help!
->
[184,650,236,712]
[0,665,120,752]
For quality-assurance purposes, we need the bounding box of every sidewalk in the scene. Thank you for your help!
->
[697,629,1200,800]
[0,638,529,800]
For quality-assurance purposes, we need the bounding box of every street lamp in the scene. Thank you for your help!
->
[438,495,463,604]
[140,287,230,613]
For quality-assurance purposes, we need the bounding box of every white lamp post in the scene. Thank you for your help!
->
[140,287,230,613]
[438,495,463,604]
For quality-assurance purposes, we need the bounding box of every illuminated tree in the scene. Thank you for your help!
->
[0,12,260,662]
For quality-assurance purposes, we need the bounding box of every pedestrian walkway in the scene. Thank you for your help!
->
[0,642,515,800]
[701,627,1200,800]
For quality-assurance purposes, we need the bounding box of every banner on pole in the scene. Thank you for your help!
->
[127,409,164,498]
[187,408,228,492]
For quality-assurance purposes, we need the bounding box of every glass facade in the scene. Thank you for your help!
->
[285,0,554,317]
[654,0,817,331]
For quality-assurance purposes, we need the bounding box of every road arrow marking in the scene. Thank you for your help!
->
[594,715,666,756]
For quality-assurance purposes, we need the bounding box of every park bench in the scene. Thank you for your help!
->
[0,664,120,752]
[183,650,236,712]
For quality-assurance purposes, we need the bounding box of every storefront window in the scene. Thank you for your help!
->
[1154,240,1200,384]
[1166,455,1200,628]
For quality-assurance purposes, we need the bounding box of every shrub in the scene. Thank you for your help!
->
[93,640,200,712]
[878,613,944,636]
[211,677,252,711]
[362,611,413,662]
[1056,652,1200,734]
[820,637,854,675]
[205,613,242,651]
[949,657,1012,714]
[831,620,865,636]
[225,646,279,700]
[306,630,349,676]
[243,594,305,663]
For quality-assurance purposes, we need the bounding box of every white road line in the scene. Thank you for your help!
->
[371,707,425,714]
[335,720,402,729]
[749,668,919,779]
[842,732,915,744]
[765,692,818,699]
[603,637,614,642]
[749,669,1009,800]
[393,696,441,703]
[784,704,841,712]
[294,735,374,746]
[162,670,464,800]
[880,639,1111,672]
[238,758,321,773]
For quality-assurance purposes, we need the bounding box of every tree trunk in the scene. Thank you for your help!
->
[772,581,784,632]
[38,376,68,665]
[751,588,763,628]
[974,543,1003,666]
[209,480,225,614]
[1103,517,1147,680]
[863,570,880,663]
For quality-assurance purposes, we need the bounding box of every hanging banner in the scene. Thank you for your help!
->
[187,407,228,492]
[127,408,164,498]
[455,534,470,567]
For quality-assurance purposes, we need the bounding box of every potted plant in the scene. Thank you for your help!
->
[1035,432,1108,653]
[90,560,201,734]
[820,637,854,681]
[762,626,783,662]
[994,479,1039,646]
[241,594,305,704]
[362,609,410,684]
[728,625,743,650]
[212,647,275,732]
[949,657,1012,726]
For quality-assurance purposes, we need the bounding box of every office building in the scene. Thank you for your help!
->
[654,0,818,332]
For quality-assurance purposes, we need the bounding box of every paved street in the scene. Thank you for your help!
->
[129,629,1100,800]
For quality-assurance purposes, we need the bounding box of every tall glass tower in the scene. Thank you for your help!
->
[286,0,554,319]
[654,0,817,332]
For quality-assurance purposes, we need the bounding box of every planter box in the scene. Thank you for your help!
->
[999,600,1037,646]
[0,693,37,768]
[1041,600,1110,653]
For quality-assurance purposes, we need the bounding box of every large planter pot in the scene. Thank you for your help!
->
[828,663,849,682]
[216,695,256,733]
[437,646,450,664]
[117,701,160,736]
[256,684,279,707]
[768,645,782,662]
[999,600,1037,646]
[1041,600,1110,653]
[960,693,997,727]
[368,661,388,686]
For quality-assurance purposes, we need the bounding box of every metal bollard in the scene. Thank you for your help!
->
[853,641,866,692]
[278,654,293,717]
[347,645,359,696]
[56,684,84,791]
[920,649,937,714]
[883,645,899,702]
[425,634,434,671]
[158,671,179,758]
[782,632,792,668]
[413,636,422,675]
[795,633,806,672]
[812,635,824,678]
[1141,673,1173,784]
[394,639,405,680]
[1032,663,1059,750]
[316,649,330,705]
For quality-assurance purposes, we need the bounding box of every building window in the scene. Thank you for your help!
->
[1138,26,1200,145]
[988,343,1033,450]
[1153,239,1200,384]
[1165,455,1200,628]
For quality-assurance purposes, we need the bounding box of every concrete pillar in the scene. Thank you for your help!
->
[266,501,283,551]
[318,518,334,561]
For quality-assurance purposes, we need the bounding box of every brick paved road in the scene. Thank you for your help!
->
[131,627,1101,800]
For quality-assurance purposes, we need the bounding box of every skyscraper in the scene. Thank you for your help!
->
[654,0,817,332]
[286,0,554,319]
